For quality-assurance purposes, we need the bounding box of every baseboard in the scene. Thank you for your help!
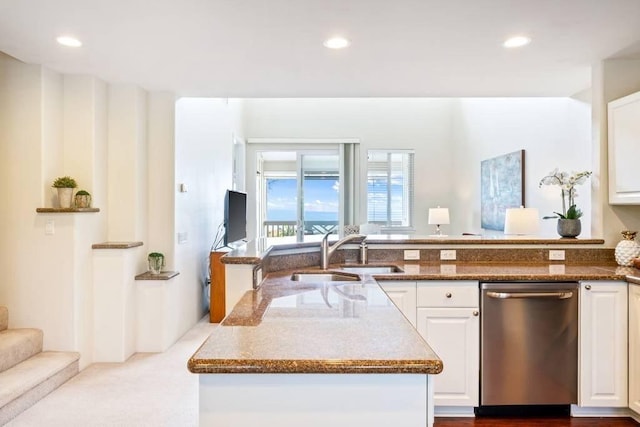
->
[434,406,475,417]
[629,410,640,423]
[570,405,632,418]
[476,405,570,417]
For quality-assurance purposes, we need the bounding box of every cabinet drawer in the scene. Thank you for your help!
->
[417,281,479,307]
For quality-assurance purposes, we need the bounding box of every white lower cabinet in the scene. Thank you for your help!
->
[416,281,479,408]
[630,284,640,415]
[579,281,628,408]
[378,281,417,327]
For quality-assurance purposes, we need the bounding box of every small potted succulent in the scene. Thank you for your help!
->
[74,190,92,208]
[52,176,78,208]
[148,252,165,275]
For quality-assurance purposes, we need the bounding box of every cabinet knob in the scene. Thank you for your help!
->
[473,311,479,316]
[445,292,452,298]
[585,284,591,290]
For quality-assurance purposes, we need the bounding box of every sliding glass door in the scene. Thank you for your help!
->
[298,153,340,240]
[258,149,340,241]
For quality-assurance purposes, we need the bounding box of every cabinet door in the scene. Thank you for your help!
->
[416,307,479,407]
[630,284,640,415]
[579,281,628,407]
[378,281,417,327]
[608,91,640,204]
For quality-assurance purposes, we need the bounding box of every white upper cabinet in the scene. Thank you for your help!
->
[608,91,640,204]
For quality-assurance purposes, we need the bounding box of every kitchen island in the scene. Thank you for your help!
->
[188,273,443,427]
[192,235,640,425]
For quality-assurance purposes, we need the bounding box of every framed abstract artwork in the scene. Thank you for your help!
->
[481,150,524,231]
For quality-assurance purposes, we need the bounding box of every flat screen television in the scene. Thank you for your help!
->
[224,189,247,246]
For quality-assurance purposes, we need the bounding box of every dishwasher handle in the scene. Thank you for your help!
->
[486,291,574,300]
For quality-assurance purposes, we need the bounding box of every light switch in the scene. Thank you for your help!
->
[549,250,565,261]
[45,220,55,235]
[404,250,420,260]
[440,249,456,260]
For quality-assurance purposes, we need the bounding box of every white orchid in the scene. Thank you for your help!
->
[539,169,592,219]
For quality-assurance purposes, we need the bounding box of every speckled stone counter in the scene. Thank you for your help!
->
[190,257,639,375]
[330,262,632,282]
[188,275,443,375]
[220,235,608,265]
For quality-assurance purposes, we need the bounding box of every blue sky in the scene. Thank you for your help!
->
[266,175,405,223]
[267,177,339,221]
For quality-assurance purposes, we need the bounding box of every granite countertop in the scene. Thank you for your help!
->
[219,235,607,265]
[253,262,632,283]
[335,262,633,282]
[189,261,639,376]
[188,274,443,375]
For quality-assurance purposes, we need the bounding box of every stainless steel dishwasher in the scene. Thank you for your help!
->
[480,282,578,408]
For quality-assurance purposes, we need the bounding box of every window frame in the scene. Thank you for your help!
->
[365,149,415,233]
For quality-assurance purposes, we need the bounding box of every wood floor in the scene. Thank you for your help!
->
[434,417,639,426]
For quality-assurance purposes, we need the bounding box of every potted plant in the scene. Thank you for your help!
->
[52,176,78,208]
[148,252,165,275]
[74,190,92,208]
[539,169,592,238]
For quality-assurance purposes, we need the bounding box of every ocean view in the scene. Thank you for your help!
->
[266,209,338,221]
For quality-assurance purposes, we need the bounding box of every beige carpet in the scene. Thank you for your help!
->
[5,317,217,427]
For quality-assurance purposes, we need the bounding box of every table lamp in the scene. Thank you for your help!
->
[428,206,450,236]
[504,206,540,235]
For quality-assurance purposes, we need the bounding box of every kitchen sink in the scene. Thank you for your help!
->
[341,265,403,274]
[290,272,361,283]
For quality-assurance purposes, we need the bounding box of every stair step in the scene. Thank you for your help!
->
[0,307,7,332]
[0,351,79,425]
[0,328,43,372]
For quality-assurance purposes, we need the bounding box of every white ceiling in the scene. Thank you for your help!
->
[1,0,640,97]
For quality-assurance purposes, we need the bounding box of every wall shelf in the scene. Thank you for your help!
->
[92,241,142,249]
[36,207,100,213]
[135,271,180,280]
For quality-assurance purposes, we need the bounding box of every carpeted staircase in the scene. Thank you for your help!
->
[0,306,79,425]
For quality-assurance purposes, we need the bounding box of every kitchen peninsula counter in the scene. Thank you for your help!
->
[189,268,443,427]
[191,235,638,426]
[189,261,632,376]
[189,274,442,374]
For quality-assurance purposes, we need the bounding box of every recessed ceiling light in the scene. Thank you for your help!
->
[56,36,82,47]
[323,37,350,49]
[503,36,531,48]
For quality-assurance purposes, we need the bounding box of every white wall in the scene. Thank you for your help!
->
[451,98,592,237]
[147,92,176,266]
[107,85,149,243]
[175,98,239,323]
[592,59,640,245]
[241,98,593,237]
[242,98,454,235]
[0,53,106,366]
[1,52,224,368]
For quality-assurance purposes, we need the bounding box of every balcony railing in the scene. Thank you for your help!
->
[263,220,338,238]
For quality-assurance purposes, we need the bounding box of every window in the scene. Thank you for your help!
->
[257,150,341,240]
[367,150,415,229]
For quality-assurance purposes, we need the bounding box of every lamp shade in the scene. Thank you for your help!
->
[428,207,450,225]
[504,206,540,235]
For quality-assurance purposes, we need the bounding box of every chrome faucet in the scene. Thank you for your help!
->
[320,232,364,270]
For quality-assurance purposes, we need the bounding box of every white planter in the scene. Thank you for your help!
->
[57,188,74,208]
